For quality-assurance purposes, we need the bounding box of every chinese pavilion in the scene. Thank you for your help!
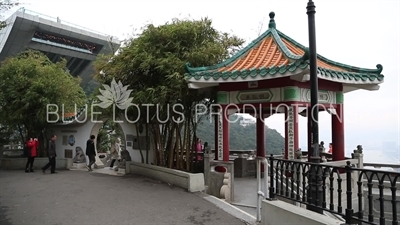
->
[185,12,384,162]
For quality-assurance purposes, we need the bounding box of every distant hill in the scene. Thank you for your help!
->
[196,114,284,155]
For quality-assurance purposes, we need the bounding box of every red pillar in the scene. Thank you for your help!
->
[332,104,345,161]
[222,105,230,161]
[256,114,265,157]
[284,106,299,159]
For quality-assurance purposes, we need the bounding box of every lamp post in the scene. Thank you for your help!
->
[306,0,323,214]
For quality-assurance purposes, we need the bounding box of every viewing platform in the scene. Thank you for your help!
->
[201,149,400,225]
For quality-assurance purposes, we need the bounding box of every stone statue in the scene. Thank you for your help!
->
[354,145,363,154]
[73,146,86,163]
[319,141,326,153]
[118,149,131,169]
[295,148,302,159]
[203,142,211,154]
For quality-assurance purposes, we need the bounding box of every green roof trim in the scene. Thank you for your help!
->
[271,29,302,60]
[268,12,276,29]
[185,11,384,84]
[190,60,309,81]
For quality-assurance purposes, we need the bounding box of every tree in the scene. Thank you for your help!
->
[94,18,244,171]
[0,0,19,30]
[0,50,86,155]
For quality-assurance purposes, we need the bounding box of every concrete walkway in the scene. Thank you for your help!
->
[0,169,253,225]
[232,177,270,217]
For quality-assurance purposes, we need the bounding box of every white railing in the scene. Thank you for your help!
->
[256,157,268,222]
[17,7,118,41]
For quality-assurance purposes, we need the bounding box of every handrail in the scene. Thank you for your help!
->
[268,156,400,225]
[269,161,345,222]
[256,157,268,222]
[17,7,118,41]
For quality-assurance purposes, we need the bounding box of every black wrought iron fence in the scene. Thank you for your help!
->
[268,155,400,225]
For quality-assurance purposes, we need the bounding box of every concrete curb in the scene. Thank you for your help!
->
[196,192,258,225]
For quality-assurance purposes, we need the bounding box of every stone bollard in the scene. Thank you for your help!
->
[220,173,231,203]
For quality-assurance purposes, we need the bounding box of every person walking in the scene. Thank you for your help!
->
[196,138,203,161]
[42,135,57,174]
[86,135,96,171]
[24,137,39,173]
[109,137,121,170]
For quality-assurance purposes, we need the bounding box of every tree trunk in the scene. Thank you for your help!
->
[176,123,184,170]
[145,123,149,164]
[185,114,192,171]
[151,123,160,165]
[167,123,175,169]
[135,123,145,163]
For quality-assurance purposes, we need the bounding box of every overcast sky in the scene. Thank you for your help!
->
[5,0,400,160]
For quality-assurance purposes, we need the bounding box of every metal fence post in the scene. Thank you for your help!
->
[269,154,276,199]
[345,161,355,225]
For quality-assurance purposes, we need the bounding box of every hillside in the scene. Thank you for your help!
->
[196,114,284,155]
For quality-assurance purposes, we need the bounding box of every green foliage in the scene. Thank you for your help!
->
[94,17,243,108]
[196,115,284,155]
[0,124,19,145]
[0,50,86,150]
[93,17,244,170]
[0,0,19,30]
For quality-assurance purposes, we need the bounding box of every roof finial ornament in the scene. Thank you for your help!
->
[269,12,276,29]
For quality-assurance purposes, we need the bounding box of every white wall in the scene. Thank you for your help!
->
[47,116,153,163]
[261,200,342,225]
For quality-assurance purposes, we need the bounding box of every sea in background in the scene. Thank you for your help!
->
[346,149,399,172]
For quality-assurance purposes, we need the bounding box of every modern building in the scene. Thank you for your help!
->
[0,8,120,90]
[239,116,256,127]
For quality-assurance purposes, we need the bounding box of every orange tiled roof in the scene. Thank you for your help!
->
[64,112,76,117]
[217,35,345,73]
[218,36,290,72]
[185,12,383,84]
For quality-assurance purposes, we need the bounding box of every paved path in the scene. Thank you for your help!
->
[0,170,249,225]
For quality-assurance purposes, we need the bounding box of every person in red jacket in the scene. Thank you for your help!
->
[25,137,39,173]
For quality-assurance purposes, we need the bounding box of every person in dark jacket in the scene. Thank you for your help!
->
[86,135,96,171]
[25,137,39,173]
[41,134,57,174]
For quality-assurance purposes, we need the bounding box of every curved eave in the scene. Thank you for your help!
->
[186,60,309,82]
[186,59,384,85]
[187,70,383,95]
[276,30,384,75]
[316,72,383,85]
[186,18,383,77]
[49,109,88,125]
[48,99,95,125]
[185,29,272,73]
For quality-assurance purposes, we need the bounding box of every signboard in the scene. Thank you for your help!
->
[305,90,330,103]
[237,90,273,103]
[217,113,223,161]
[287,106,295,159]
[248,81,258,88]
